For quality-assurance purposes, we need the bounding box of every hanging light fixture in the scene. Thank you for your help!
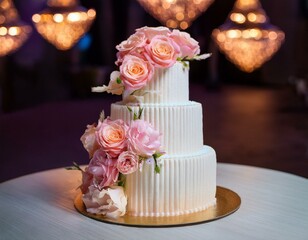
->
[32,0,96,50]
[137,0,215,30]
[212,0,285,73]
[0,0,32,57]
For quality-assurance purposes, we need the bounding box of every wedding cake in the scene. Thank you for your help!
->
[75,26,217,219]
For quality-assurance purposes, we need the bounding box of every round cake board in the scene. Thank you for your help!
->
[74,186,241,227]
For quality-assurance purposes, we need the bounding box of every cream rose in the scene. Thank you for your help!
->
[91,71,124,95]
[82,185,127,218]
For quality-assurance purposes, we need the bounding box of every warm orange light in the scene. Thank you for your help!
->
[230,13,246,24]
[137,0,214,29]
[235,0,259,10]
[32,0,96,50]
[48,0,76,8]
[212,0,285,72]
[0,0,32,56]
[53,13,64,23]
[247,12,257,22]
[0,26,7,35]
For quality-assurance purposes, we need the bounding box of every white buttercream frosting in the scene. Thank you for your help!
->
[111,101,203,154]
[125,146,217,217]
[110,61,217,217]
[140,61,189,104]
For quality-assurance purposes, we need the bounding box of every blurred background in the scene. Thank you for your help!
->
[0,0,307,181]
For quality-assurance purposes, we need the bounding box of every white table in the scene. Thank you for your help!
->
[0,163,307,240]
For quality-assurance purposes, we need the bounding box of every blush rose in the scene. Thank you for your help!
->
[136,26,171,41]
[170,29,200,58]
[86,149,119,189]
[126,119,162,157]
[116,31,147,65]
[116,151,139,175]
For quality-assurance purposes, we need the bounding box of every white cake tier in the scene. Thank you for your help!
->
[138,61,189,104]
[110,101,203,154]
[125,146,217,217]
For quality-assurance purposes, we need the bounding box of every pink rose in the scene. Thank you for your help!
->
[136,26,171,41]
[116,151,139,175]
[145,35,180,68]
[170,29,200,58]
[80,169,93,194]
[119,55,154,91]
[96,118,128,158]
[115,32,147,66]
[80,124,100,158]
[86,149,119,189]
[116,31,147,54]
[82,185,127,218]
[127,119,162,157]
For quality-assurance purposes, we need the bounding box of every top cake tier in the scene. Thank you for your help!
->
[128,62,189,104]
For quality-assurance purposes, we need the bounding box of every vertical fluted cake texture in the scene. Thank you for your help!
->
[110,61,217,216]
[141,62,189,104]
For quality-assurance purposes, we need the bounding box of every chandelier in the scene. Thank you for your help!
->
[137,0,215,30]
[212,0,285,73]
[0,0,32,57]
[32,0,96,50]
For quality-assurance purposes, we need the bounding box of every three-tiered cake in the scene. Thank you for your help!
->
[77,26,217,219]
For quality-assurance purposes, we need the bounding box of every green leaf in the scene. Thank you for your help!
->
[133,112,138,120]
[137,107,144,119]
[139,156,147,162]
[182,61,188,68]
[117,173,126,187]
[65,162,82,171]
[153,152,164,159]
[116,77,122,84]
[130,90,137,95]
[127,105,144,121]
[153,154,161,174]
[155,164,161,174]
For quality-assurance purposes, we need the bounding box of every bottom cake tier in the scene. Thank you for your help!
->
[125,145,217,217]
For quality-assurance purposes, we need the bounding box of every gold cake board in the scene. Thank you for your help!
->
[74,186,241,227]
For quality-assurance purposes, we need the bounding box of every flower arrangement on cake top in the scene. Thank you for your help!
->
[92,26,210,97]
[68,26,210,219]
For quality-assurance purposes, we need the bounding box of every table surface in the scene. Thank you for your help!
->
[0,163,307,240]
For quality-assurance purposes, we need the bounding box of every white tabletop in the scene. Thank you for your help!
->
[0,163,307,240]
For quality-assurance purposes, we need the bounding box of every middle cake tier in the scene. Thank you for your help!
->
[110,101,204,154]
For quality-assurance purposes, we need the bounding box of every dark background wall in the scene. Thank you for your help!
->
[0,0,307,112]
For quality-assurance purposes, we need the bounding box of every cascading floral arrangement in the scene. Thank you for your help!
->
[69,108,164,219]
[69,26,210,219]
